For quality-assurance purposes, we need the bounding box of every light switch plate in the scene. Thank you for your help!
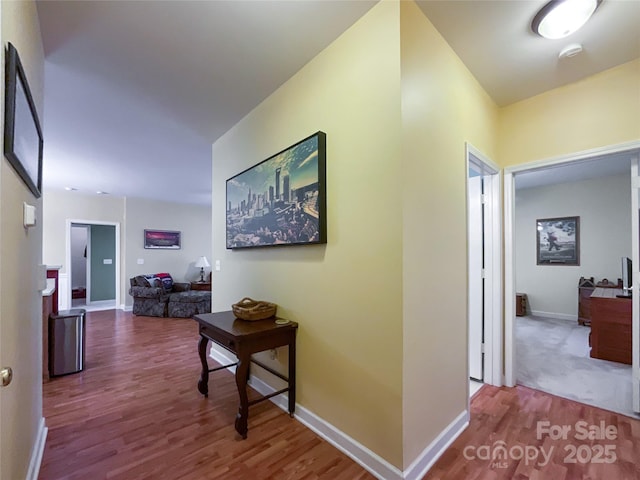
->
[137,258,144,265]
[23,202,36,227]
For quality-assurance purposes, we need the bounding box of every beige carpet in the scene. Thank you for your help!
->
[516,314,639,419]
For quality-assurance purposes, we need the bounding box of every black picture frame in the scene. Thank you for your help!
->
[536,216,580,265]
[144,229,181,249]
[226,131,327,249]
[4,42,43,198]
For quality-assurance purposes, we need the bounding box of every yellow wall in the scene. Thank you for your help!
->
[0,0,45,477]
[499,59,640,167]
[209,0,635,472]
[400,0,498,467]
[211,1,404,467]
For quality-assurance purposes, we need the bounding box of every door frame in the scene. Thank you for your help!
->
[503,139,640,387]
[466,143,503,387]
[631,158,640,412]
[65,219,120,309]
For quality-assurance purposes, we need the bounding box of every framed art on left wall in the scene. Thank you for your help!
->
[3,42,43,198]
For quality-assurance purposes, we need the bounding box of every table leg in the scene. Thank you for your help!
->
[288,339,296,417]
[234,353,250,439]
[197,335,209,397]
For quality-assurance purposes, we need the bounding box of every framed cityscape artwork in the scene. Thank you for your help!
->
[226,131,327,249]
[536,216,579,265]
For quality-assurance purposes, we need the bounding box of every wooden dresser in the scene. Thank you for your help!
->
[577,277,621,326]
[589,287,631,364]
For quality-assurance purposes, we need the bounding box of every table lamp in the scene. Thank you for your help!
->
[195,256,210,283]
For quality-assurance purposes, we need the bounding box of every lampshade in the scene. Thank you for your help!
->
[532,0,601,40]
[195,256,210,268]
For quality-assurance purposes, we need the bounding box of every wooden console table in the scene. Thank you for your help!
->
[193,311,298,438]
[589,288,631,364]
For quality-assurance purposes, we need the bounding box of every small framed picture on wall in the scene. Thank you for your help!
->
[536,216,579,265]
[144,229,181,249]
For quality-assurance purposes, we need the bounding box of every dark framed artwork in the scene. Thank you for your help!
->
[3,42,43,198]
[144,230,181,249]
[536,216,579,265]
[226,131,327,249]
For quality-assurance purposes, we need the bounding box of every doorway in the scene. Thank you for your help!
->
[466,143,502,391]
[504,141,640,415]
[67,220,120,312]
[70,224,89,307]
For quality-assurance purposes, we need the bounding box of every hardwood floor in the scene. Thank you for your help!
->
[425,385,640,480]
[40,310,374,480]
[40,310,640,479]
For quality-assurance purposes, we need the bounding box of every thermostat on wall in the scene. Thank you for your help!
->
[23,202,36,227]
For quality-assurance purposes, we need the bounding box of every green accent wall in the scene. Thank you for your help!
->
[90,224,116,301]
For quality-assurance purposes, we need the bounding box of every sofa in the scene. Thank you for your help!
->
[129,273,210,318]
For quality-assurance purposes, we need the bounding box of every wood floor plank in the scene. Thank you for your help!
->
[39,310,375,480]
[423,384,640,480]
[40,310,640,479]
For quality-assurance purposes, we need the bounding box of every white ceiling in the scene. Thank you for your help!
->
[36,1,640,205]
[36,0,377,205]
[416,0,640,107]
[514,150,639,190]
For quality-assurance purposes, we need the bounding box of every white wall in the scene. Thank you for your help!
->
[515,173,631,318]
[124,197,211,307]
[42,189,125,304]
[42,190,125,271]
[42,190,212,309]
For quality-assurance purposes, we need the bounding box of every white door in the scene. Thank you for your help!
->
[468,171,484,381]
[631,158,640,412]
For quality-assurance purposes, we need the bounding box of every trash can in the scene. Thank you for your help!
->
[49,309,86,377]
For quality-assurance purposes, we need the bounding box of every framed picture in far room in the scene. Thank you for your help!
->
[536,216,579,265]
[144,229,181,249]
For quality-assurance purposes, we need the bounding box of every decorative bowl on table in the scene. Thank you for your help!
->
[232,297,277,321]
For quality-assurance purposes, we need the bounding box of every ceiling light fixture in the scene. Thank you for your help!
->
[532,0,602,39]
[64,186,78,191]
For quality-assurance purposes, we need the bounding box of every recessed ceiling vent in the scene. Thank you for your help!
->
[558,43,582,58]
[559,43,584,59]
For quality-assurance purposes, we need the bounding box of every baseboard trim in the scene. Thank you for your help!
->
[208,346,468,479]
[530,310,576,322]
[208,345,403,479]
[26,417,47,480]
[251,373,403,480]
[402,410,469,480]
[208,344,238,372]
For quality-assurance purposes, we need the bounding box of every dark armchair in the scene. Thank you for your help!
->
[129,274,190,317]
